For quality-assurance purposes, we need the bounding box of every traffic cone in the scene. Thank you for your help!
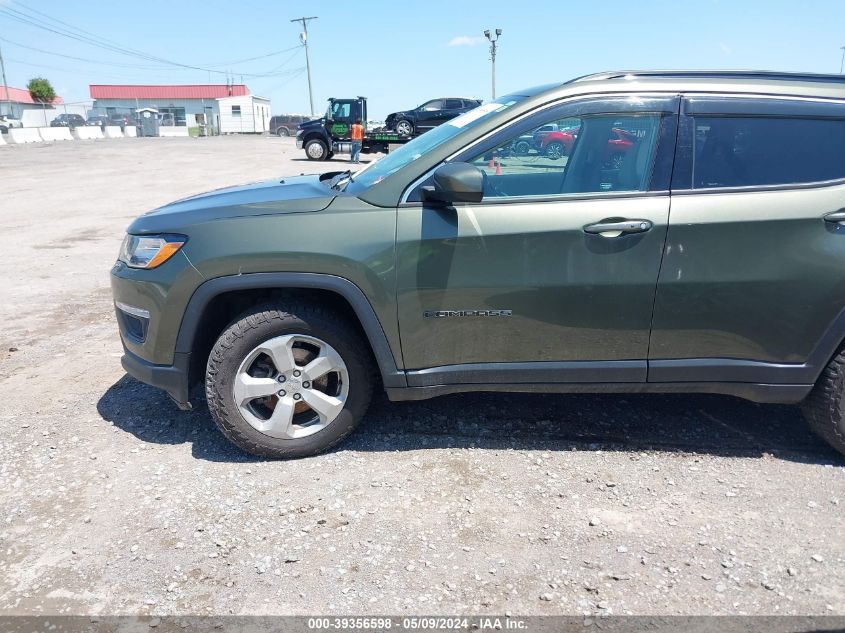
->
[495,159,502,176]
[488,151,497,169]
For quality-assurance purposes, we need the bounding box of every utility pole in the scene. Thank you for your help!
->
[0,40,11,118]
[840,46,845,74]
[484,28,502,100]
[291,16,317,116]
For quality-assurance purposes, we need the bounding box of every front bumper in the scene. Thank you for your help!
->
[121,347,193,409]
[111,254,205,409]
[296,137,303,149]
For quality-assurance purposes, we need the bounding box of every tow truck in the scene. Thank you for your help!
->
[295,97,412,161]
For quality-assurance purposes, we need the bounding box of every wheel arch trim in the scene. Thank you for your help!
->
[174,272,406,388]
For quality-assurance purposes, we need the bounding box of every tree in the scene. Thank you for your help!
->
[27,77,56,104]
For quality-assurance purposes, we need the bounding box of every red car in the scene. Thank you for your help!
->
[540,126,636,161]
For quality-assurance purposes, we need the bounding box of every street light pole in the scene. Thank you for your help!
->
[840,46,845,74]
[0,41,11,118]
[483,28,502,100]
[291,16,318,116]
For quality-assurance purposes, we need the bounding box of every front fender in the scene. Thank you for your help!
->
[174,196,403,384]
[175,272,405,388]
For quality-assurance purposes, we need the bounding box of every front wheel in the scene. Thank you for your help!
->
[394,119,413,136]
[513,140,531,156]
[276,127,289,137]
[206,304,376,459]
[305,138,329,160]
[801,350,845,457]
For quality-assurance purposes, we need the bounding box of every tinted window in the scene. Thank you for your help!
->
[693,116,845,188]
[421,100,443,111]
[464,113,662,198]
[444,99,462,109]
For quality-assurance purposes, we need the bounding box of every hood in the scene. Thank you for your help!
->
[298,118,325,132]
[127,174,336,234]
[385,111,408,122]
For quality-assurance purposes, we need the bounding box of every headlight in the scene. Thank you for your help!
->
[119,234,187,269]
[296,128,303,137]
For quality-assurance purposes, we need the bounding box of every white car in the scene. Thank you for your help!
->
[0,115,23,133]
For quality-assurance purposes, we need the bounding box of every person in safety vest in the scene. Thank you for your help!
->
[350,119,364,164]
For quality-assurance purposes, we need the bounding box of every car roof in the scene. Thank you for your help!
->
[513,70,845,102]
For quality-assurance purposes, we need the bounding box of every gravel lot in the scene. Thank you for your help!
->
[0,135,843,617]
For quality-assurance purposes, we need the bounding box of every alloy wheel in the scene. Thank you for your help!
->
[232,334,349,439]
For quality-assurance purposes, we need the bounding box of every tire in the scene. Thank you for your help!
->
[304,138,328,160]
[801,350,845,456]
[514,140,531,156]
[276,126,290,137]
[394,119,413,136]
[608,152,625,170]
[544,141,564,160]
[206,304,376,459]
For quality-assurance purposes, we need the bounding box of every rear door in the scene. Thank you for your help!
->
[649,95,845,384]
[441,99,464,124]
[396,95,680,383]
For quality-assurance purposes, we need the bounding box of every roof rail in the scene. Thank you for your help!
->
[569,70,845,84]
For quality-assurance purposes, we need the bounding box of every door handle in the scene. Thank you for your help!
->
[583,219,653,237]
[824,210,845,224]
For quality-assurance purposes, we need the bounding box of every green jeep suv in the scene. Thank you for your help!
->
[111,70,845,459]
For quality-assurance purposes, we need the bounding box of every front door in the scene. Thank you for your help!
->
[328,100,354,140]
[396,96,679,385]
[415,100,444,131]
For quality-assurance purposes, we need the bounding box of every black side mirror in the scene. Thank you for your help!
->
[422,163,484,205]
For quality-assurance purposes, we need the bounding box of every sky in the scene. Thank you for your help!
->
[1,0,844,120]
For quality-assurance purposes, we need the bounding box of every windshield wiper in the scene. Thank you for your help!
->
[328,170,353,191]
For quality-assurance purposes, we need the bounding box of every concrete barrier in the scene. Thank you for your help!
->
[104,126,124,139]
[38,127,74,142]
[158,126,189,137]
[8,128,43,144]
[124,126,137,138]
[75,126,104,140]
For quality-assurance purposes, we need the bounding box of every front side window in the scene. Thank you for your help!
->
[330,102,351,119]
[693,116,845,188]
[421,100,443,111]
[348,97,524,191]
[464,113,662,199]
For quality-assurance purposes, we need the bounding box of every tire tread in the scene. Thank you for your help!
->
[801,349,845,455]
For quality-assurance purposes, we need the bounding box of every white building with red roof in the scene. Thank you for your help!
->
[89,84,271,134]
[0,86,84,127]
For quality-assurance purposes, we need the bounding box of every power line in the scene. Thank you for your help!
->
[0,4,294,78]
[0,35,305,78]
[201,45,303,68]
[0,36,177,70]
[9,0,303,70]
[0,5,199,70]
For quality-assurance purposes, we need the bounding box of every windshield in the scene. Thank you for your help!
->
[349,96,525,190]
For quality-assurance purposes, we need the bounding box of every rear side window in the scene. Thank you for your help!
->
[693,116,845,188]
[444,99,462,109]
